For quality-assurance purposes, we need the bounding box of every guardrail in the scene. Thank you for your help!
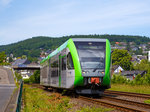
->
[16,80,23,112]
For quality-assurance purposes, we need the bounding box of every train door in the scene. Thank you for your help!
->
[50,54,59,87]
[59,49,67,88]
[66,48,75,89]
[48,59,51,85]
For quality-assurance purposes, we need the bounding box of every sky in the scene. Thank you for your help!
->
[0,0,150,45]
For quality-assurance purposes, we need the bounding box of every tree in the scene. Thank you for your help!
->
[0,52,7,65]
[134,59,150,71]
[34,70,40,83]
[29,70,40,83]
[9,57,13,63]
[112,49,133,70]
[0,35,149,63]
[126,42,130,51]
[22,55,27,59]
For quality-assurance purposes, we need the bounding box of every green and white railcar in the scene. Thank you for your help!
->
[40,38,111,94]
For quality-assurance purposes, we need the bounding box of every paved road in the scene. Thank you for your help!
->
[0,84,16,112]
[0,67,16,112]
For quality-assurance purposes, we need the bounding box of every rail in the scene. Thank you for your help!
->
[102,96,150,109]
[79,96,147,112]
[105,90,150,99]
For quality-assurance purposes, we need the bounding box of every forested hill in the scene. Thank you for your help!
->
[0,35,150,60]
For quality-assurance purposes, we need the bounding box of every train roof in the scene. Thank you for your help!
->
[72,38,106,42]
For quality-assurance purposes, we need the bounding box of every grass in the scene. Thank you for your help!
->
[23,85,72,112]
[109,84,150,94]
[22,84,112,112]
[109,84,150,104]
[76,106,113,112]
[144,99,150,104]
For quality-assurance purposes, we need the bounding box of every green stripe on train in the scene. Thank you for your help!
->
[102,39,111,86]
[67,39,84,86]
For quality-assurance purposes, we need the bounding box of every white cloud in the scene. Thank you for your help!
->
[0,0,150,45]
[0,0,13,6]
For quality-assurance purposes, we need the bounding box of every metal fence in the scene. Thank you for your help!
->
[16,80,23,112]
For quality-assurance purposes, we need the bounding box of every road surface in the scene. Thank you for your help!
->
[0,66,15,112]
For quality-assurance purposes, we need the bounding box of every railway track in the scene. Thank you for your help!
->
[79,96,150,112]
[30,84,150,111]
[105,90,150,99]
[103,96,150,109]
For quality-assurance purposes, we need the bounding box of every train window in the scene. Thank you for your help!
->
[62,56,66,70]
[51,70,58,77]
[51,60,58,68]
[67,53,74,69]
[74,42,105,69]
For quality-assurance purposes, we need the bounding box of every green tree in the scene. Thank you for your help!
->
[22,55,27,59]
[34,70,40,83]
[112,49,133,70]
[15,72,22,82]
[126,42,130,51]
[9,57,13,63]
[0,51,7,65]
[0,35,149,63]
[133,74,142,85]
[29,70,40,83]
[134,59,150,71]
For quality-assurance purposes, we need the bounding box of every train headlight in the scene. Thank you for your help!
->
[82,70,89,74]
[98,71,105,75]
[82,71,85,74]
[102,72,104,75]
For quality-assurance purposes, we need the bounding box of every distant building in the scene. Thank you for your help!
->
[10,53,13,58]
[131,47,138,51]
[111,45,126,50]
[21,72,32,79]
[139,44,147,50]
[121,70,146,80]
[112,65,124,74]
[131,55,141,64]
[142,50,149,54]
[129,42,135,45]
[12,59,33,79]
[45,49,51,56]
[12,59,30,67]
[115,42,120,44]
[137,55,147,60]
[120,42,127,46]
[148,51,150,62]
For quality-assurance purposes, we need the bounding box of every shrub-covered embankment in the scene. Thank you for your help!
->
[22,85,112,112]
[110,74,150,103]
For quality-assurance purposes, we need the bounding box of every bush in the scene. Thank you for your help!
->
[29,70,40,83]
[23,79,30,83]
[133,74,142,85]
[111,74,128,84]
[15,72,22,82]
[111,73,150,86]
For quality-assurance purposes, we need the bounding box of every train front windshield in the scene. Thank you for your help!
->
[74,42,105,70]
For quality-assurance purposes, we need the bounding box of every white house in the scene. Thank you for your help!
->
[112,65,124,74]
